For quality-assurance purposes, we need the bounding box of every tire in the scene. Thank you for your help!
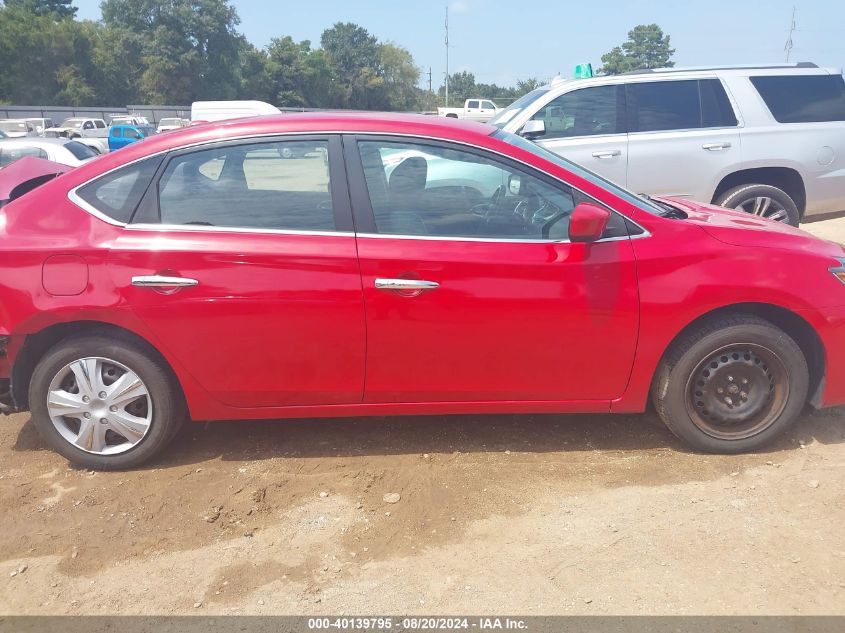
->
[715,184,800,226]
[652,314,808,453]
[29,335,185,470]
[281,146,294,159]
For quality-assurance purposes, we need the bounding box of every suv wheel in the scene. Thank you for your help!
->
[715,184,800,226]
[652,314,808,453]
[29,335,185,470]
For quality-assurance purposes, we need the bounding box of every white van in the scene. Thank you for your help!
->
[190,100,281,124]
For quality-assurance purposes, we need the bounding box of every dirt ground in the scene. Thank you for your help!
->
[1,216,844,616]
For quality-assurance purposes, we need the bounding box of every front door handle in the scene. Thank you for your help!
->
[702,142,732,151]
[131,275,199,289]
[375,278,440,292]
[592,150,621,158]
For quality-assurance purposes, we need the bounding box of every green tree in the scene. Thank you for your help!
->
[320,22,383,109]
[599,24,675,75]
[438,70,477,105]
[100,0,244,102]
[378,43,420,111]
[3,0,77,18]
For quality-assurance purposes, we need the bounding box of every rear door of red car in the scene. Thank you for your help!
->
[344,135,640,406]
[104,136,366,408]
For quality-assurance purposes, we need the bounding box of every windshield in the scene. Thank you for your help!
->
[64,141,97,160]
[159,118,180,126]
[488,87,550,128]
[0,121,28,134]
[60,119,85,128]
[492,129,664,216]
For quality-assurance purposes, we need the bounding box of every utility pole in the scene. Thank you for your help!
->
[445,5,449,107]
[784,6,796,62]
[428,67,433,93]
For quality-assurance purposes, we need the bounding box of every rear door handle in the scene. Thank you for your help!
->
[131,275,199,289]
[592,150,621,158]
[375,278,439,291]
[702,142,732,151]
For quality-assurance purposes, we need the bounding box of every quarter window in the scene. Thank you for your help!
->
[156,140,334,231]
[528,85,622,139]
[76,155,163,222]
[357,140,582,241]
[750,74,845,123]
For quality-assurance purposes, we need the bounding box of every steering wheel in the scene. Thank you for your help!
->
[470,184,508,222]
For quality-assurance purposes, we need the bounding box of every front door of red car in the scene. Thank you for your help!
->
[103,136,365,407]
[346,136,639,405]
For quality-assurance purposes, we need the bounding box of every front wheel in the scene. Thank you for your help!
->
[715,184,800,226]
[29,335,185,470]
[652,314,808,453]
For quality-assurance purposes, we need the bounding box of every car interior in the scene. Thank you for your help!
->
[359,143,578,240]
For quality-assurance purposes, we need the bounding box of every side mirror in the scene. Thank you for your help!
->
[520,119,545,139]
[569,202,611,243]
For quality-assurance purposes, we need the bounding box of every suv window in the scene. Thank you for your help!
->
[156,140,334,231]
[76,156,163,222]
[626,79,738,132]
[750,74,845,123]
[528,85,622,139]
[357,140,584,241]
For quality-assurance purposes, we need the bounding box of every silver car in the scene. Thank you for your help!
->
[490,63,845,225]
[0,138,98,168]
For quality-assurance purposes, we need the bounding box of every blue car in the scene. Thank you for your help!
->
[108,124,155,151]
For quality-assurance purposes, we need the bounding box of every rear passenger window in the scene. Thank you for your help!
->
[76,156,163,222]
[750,75,845,123]
[627,81,701,132]
[156,140,334,231]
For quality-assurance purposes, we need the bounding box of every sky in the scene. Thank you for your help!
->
[72,0,845,88]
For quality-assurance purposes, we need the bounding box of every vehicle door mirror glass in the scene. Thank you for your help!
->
[569,202,611,242]
[520,119,546,139]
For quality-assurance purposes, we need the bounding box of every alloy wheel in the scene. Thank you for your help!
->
[46,357,153,455]
[734,196,790,222]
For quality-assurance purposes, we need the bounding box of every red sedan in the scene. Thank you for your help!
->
[1,113,844,469]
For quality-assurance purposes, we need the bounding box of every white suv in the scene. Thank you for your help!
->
[489,63,845,225]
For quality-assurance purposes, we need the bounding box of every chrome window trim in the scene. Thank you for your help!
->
[355,230,650,245]
[127,223,352,237]
[66,128,651,241]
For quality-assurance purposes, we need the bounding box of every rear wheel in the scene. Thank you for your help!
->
[29,335,184,470]
[715,184,800,226]
[653,315,808,453]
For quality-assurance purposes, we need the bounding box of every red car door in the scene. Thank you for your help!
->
[103,137,365,407]
[346,136,639,405]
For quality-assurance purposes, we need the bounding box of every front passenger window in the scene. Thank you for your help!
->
[357,141,578,241]
[529,85,622,139]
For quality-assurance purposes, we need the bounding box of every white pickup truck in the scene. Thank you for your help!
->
[437,99,500,122]
[43,117,110,154]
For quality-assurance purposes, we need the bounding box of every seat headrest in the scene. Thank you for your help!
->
[389,157,427,194]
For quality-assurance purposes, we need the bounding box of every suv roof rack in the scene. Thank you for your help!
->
[619,62,818,76]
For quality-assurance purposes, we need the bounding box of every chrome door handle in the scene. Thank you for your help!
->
[702,142,731,151]
[131,275,199,288]
[375,278,440,291]
[592,150,621,158]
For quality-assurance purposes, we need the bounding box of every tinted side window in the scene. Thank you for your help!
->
[750,75,845,123]
[529,85,622,139]
[76,156,163,222]
[65,141,97,160]
[95,120,106,129]
[627,80,701,132]
[157,140,334,231]
[467,100,479,109]
[700,79,738,127]
[357,140,578,241]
